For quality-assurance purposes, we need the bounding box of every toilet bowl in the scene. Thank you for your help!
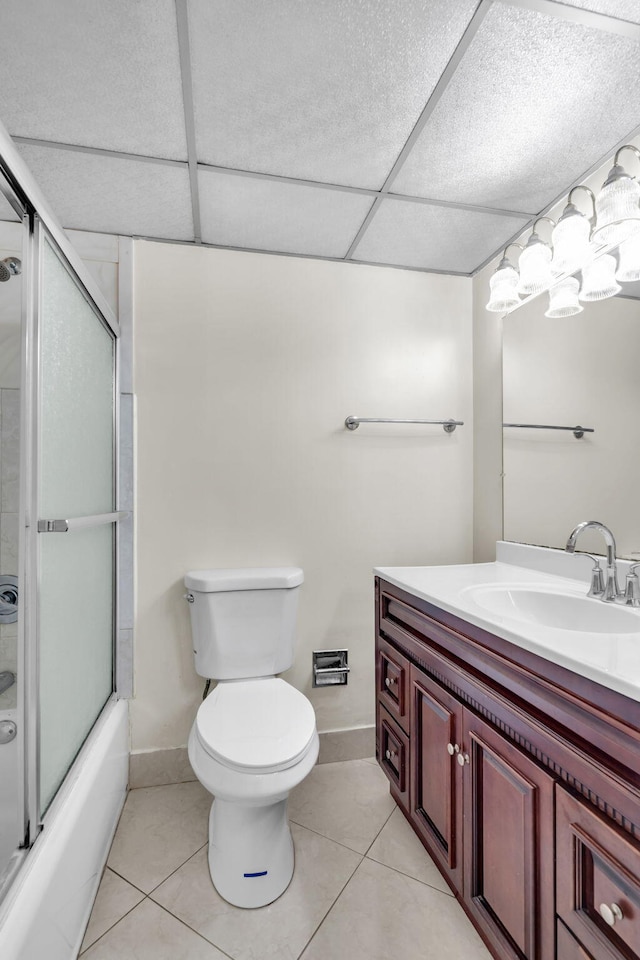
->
[188,678,319,907]
[183,567,317,908]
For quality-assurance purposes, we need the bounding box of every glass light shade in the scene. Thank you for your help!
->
[486,257,520,313]
[616,233,640,283]
[517,235,553,295]
[545,277,583,318]
[592,167,640,245]
[579,254,621,301]
[551,206,591,276]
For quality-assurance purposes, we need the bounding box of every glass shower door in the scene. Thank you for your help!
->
[36,236,116,815]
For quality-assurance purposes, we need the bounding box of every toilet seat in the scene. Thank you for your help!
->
[195,678,316,774]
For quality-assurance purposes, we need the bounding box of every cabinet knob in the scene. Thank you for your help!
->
[385,677,396,688]
[385,748,397,761]
[447,743,460,756]
[457,752,470,766]
[599,903,623,926]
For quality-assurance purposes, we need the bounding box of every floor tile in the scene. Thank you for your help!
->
[80,868,145,953]
[107,781,211,893]
[81,898,227,959]
[287,759,395,854]
[367,807,452,895]
[300,858,492,960]
[151,822,361,960]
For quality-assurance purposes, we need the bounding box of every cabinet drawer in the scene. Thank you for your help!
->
[377,704,409,810]
[557,785,640,960]
[376,636,410,732]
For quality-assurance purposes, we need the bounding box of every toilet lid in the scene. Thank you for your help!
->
[195,678,317,773]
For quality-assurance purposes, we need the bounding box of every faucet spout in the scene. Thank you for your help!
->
[565,521,620,601]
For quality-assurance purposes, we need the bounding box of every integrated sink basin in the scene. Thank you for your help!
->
[463,583,640,634]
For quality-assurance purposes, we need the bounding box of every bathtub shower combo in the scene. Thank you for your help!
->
[0,126,129,960]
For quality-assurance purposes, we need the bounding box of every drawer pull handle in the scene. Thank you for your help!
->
[599,903,623,926]
[385,748,397,761]
[385,677,397,688]
[447,743,460,756]
[457,752,470,766]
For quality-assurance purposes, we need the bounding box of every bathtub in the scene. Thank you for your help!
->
[0,707,19,876]
[0,697,128,960]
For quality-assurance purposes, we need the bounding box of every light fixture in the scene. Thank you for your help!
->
[485,243,523,312]
[592,144,640,245]
[517,218,554,295]
[551,187,594,276]
[616,232,640,283]
[545,277,583,318]
[579,253,621,301]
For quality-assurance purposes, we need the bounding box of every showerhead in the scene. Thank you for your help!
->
[0,257,21,282]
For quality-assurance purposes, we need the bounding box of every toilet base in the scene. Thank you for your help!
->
[208,797,294,908]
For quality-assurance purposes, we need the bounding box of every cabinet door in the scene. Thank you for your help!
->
[557,784,640,960]
[409,666,463,892]
[462,710,555,960]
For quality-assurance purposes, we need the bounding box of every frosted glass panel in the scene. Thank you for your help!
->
[40,240,114,517]
[39,524,113,812]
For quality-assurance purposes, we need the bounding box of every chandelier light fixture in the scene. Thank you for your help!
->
[517,218,554,296]
[545,277,583,318]
[485,243,523,312]
[486,143,640,317]
[592,144,640,245]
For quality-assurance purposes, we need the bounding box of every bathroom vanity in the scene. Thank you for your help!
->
[374,554,640,960]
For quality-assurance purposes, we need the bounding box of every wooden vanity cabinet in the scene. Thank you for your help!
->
[375,576,640,960]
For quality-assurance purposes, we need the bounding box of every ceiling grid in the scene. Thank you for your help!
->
[0,0,639,274]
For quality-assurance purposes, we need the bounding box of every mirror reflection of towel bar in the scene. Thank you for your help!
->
[503,423,594,439]
[345,417,464,433]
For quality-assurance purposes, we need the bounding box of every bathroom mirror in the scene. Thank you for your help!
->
[502,280,640,560]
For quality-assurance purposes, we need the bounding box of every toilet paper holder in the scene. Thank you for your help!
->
[313,649,349,687]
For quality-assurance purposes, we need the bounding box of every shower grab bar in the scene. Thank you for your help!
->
[37,511,130,533]
[345,416,463,433]
[503,423,594,440]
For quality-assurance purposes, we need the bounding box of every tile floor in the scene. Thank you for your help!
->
[79,758,493,960]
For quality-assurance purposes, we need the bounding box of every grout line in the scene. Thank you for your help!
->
[287,817,370,857]
[78,895,149,955]
[102,865,150,898]
[295,854,365,959]
[362,804,397,858]
[150,900,237,960]
[364,851,455,897]
[146,840,210,897]
[174,0,202,242]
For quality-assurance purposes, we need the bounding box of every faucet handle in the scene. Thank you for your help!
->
[572,552,605,597]
[620,563,640,607]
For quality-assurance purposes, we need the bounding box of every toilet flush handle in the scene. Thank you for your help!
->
[184,593,195,603]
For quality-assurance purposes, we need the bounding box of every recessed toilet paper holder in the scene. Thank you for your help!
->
[313,649,349,687]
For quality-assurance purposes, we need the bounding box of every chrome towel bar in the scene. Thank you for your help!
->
[503,423,594,439]
[345,417,463,433]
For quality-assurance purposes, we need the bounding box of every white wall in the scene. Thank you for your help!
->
[132,241,473,753]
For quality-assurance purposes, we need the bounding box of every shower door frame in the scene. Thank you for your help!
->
[0,125,124,879]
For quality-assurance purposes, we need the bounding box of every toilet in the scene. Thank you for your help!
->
[184,566,318,909]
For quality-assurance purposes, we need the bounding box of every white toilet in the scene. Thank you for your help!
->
[184,566,318,909]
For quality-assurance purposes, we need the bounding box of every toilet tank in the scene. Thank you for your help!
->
[184,567,304,680]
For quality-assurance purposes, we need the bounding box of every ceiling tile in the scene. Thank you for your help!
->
[554,0,640,22]
[352,199,529,273]
[392,1,640,212]
[188,0,478,189]
[0,0,187,160]
[198,169,373,257]
[17,145,194,240]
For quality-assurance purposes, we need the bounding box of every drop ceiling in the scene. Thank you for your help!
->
[1,0,640,275]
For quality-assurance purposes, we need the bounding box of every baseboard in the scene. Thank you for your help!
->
[130,725,376,789]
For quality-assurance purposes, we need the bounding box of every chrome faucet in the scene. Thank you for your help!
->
[565,521,621,602]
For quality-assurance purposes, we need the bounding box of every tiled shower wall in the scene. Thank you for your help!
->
[0,388,19,708]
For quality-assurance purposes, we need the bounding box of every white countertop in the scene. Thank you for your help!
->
[375,557,640,704]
